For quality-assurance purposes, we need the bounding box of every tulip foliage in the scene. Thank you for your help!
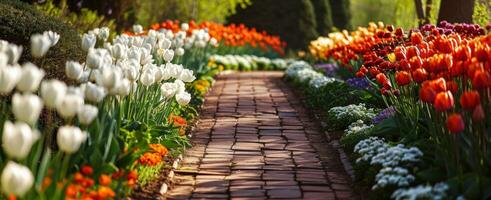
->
[309,21,491,198]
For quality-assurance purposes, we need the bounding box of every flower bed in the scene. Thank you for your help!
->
[284,21,491,199]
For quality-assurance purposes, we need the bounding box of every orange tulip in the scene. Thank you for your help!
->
[460,91,480,110]
[395,71,411,86]
[434,91,454,112]
[472,104,485,121]
[412,68,428,83]
[419,85,437,103]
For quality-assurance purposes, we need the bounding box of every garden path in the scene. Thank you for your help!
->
[166,72,355,200]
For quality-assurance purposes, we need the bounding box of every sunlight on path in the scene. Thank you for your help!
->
[166,72,355,200]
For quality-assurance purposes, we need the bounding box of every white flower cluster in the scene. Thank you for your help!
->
[354,137,389,163]
[210,54,290,70]
[344,120,373,136]
[328,103,377,123]
[371,144,423,167]
[285,61,324,83]
[373,167,415,190]
[355,137,425,192]
[391,182,449,200]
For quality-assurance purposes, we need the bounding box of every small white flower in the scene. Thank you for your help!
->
[43,31,60,47]
[2,121,40,160]
[1,161,34,196]
[30,34,51,58]
[77,104,98,125]
[83,82,106,103]
[175,91,191,106]
[96,67,121,90]
[111,43,127,60]
[56,94,84,119]
[56,126,87,153]
[5,44,22,64]
[176,47,185,56]
[40,79,67,109]
[12,93,43,125]
[181,23,189,31]
[65,61,84,80]
[163,49,174,63]
[140,70,155,86]
[16,63,45,93]
[160,82,178,98]
[98,27,110,41]
[82,33,97,51]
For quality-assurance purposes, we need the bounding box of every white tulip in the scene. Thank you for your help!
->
[123,62,139,81]
[176,47,185,56]
[159,38,172,50]
[82,33,97,51]
[5,44,22,65]
[210,38,218,46]
[77,104,98,125]
[30,34,51,58]
[128,47,141,64]
[0,40,7,53]
[12,93,43,125]
[56,94,84,119]
[111,43,127,60]
[1,161,34,196]
[140,48,153,65]
[84,82,106,103]
[16,63,45,93]
[0,53,7,67]
[196,40,207,48]
[115,79,131,96]
[167,63,183,79]
[163,49,174,63]
[179,69,196,82]
[96,67,121,90]
[174,79,186,93]
[160,82,178,98]
[98,27,110,41]
[86,49,105,69]
[140,70,155,86]
[159,65,171,81]
[175,91,191,106]
[66,86,85,99]
[79,70,90,83]
[65,61,84,80]
[43,31,60,47]
[133,25,143,34]
[56,126,87,154]
[0,65,21,95]
[2,121,40,159]
[40,80,67,109]
[181,23,189,31]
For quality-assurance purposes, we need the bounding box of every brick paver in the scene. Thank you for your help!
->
[166,72,355,200]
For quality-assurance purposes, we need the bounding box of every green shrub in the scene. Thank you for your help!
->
[0,0,84,80]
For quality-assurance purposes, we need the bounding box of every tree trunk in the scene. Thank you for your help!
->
[424,0,432,24]
[437,0,475,23]
[414,0,425,25]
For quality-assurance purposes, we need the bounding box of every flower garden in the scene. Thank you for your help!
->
[0,0,490,199]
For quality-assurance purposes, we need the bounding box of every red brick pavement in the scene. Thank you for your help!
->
[166,72,356,200]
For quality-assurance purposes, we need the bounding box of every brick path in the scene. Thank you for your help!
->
[166,72,355,200]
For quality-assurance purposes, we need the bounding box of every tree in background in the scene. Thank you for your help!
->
[437,0,475,23]
[311,0,334,35]
[329,0,351,30]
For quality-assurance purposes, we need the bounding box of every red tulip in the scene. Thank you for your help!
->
[355,71,365,78]
[419,85,437,103]
[431,78,447,92]
[472,104,485,122]
[446,80,458,94]
[434,91,454,112]
[376,73,389,85]
[446,113,465,133]
[407,46,421,58]
[411,32,424,45]
[395,71,412,86]
[460,91,480,110]
[369,67,381,77]
[472,70,491,89]
[412,68,428,83]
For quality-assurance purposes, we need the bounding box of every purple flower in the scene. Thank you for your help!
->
[346,77,370,90]
[314,63,338,76]
[372,106,396,124]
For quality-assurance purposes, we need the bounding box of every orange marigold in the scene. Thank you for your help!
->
[149,144,169,157]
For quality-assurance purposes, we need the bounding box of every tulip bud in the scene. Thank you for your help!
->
[40,79,67,109]
[16,63,45,93]
[181,23,189,31]
[2,121,40,160]
[56,94,84,119]
[77,104,98,125]
[176,47,185,56]
[133,25,143,34]
[111,43,127,60]
[209,38,218,46]
[446,113,465,133]
[56,126,87,153]
[179,69,196,82]
[12,93,43,125]
[65,61,84,80]
[159,38,172,50]
[0,64,21,95]
[30,34,51,58]
[84,82,106,103]
[86,48,107,70]
[175,92,191,106]
[163,49,174,63]
[43,31,60,47]
[82,33,97,51]
[1,161,34,196]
